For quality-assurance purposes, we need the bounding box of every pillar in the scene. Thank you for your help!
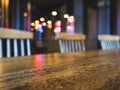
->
[23,1,31,31]
[1,0,9,28]
[110,0,116,34]
[15,0,20,29]
[0,0,2,27]
[59,4,67,32]
[86,8,98,50]
[116,0,120,35]
[27,1,31,31]
[9,0,21,29]
[98,0,111,34]
[74,0,84,33]
[9,0,26,30]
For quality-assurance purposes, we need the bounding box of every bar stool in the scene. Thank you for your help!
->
[55,32,86,53]
[0,28,34,58]
[98,35,120,50]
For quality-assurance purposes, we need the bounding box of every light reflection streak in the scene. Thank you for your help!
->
[34,54,44,79]
[34,54,43,69]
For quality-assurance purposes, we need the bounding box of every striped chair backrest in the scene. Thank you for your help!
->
[55,32,86,53]
[98,35,120,50]
[0,28,34,58]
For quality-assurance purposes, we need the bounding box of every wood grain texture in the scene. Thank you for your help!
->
[55,32,86,40]
[98,34,120,41]
[0,28,34,39]
[0,49,120,90]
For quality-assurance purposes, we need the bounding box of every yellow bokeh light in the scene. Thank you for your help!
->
[51,11,57,16]
[67,15,75,22]
[23,12,28,17]
[35,20,39,24]
[47,20,52,24]
[63,14,69,18]
[31,22,35,26]
[40,17,45,22]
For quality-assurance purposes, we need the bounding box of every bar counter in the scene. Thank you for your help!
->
[0,49,120,90]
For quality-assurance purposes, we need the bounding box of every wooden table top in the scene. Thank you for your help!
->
[0,49,120,90]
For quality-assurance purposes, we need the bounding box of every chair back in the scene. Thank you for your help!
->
[0,28,34,58]
[55,32,86,53]
[98,35,120,50]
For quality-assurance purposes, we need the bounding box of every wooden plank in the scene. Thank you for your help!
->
[0,28,34,39]
[55,32,86,40]
[0,49,120,90]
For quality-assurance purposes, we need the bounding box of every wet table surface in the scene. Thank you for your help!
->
[0,49,120,90]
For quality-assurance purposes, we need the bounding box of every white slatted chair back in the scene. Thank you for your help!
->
[55,32,86,53]
[0,28,34,58]
[98,35,120,50]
